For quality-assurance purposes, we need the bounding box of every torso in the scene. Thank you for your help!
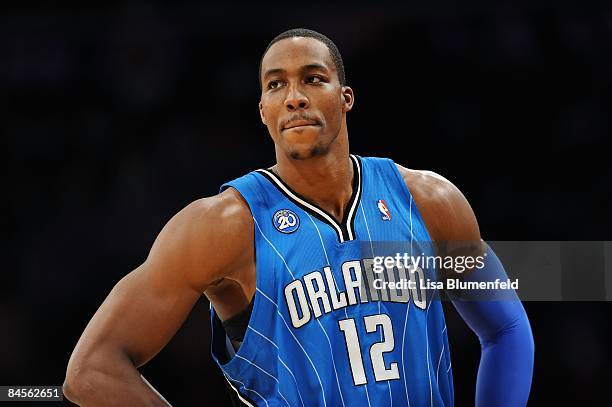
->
[205,161,479,322]
[208,155,457,407]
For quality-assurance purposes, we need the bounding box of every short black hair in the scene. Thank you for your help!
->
[259,28,346,86]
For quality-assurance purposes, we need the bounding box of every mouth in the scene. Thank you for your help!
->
[282,119,320,131]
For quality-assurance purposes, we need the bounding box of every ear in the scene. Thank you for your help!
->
[341,86,354,113]
[259,101,267,125]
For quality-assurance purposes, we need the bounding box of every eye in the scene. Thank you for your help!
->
[306,75,324,85]
[267,80,283,90]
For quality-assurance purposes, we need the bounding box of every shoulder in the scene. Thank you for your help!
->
[179,187,253,233]
[161,187,253,246]
[147,187,253,291]
[394,163,481,243]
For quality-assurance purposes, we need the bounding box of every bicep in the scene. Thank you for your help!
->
[74,198,235,368]
[397,165,484,274]
[396,165,481,242]
[79,261,202,368]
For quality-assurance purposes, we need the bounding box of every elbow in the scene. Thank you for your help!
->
[64,350,106,404]
[64,346,136,404]
[62,377,79,404]
[476,304,532,343]
[480,308,535,363]
[63,357,92,404]
[513,307,535,359]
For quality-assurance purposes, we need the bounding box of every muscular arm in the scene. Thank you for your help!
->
[397,165,534,407]
[63,189,253,406]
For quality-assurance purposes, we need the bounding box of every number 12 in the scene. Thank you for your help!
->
[338,314,400,385]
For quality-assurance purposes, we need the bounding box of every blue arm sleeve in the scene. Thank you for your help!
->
[449,244,535,407]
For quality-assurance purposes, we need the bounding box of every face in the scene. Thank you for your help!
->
[259,37,354,160]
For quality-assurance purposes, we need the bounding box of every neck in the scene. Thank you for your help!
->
[272,133,353,223]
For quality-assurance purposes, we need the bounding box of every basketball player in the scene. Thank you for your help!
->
[64,29,534,406]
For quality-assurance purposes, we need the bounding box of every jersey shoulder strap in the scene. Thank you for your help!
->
[220,170,273,216]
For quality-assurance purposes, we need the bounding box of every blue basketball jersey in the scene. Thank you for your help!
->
[211,155,454,407]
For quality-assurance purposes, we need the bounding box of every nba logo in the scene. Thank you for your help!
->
[377,199,391,221]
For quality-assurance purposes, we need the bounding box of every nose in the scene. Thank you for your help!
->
[284,84,309,111]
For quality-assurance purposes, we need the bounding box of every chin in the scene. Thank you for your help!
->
[288,145,326,160]
[281,128,327,160]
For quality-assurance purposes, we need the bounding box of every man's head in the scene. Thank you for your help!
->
[259,28,354,160]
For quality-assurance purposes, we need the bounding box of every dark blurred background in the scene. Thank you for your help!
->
[1,0,610,405]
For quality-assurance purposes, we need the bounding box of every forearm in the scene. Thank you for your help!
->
[450,245,534,407]
[475,307,534,406]
[64,352,171,406]
[453,297,534,406]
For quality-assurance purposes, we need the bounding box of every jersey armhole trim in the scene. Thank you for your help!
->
[385,159,433,242]
[209,184,265,376]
